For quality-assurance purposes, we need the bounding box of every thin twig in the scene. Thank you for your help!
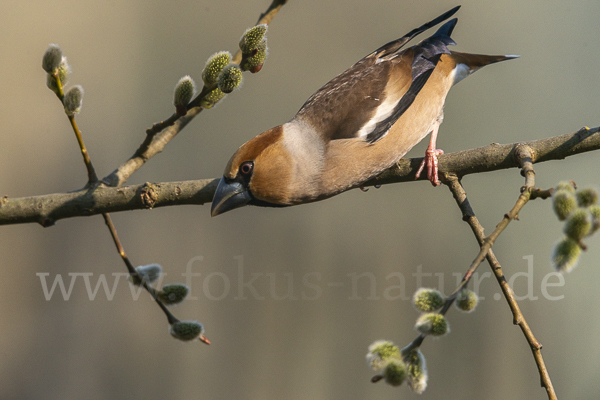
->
[102,213,182,324]
[68,115,98,183]
[396,145,557,399]
[102,0,289,188]
[444,148,557,399]
[51,73,99,183]
[49,65,208,343]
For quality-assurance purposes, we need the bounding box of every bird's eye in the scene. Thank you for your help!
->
[239,161,254,176]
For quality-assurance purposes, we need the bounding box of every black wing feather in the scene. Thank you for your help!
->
[365,19,457,144]
[365,55,441,144]
[371,6,460,60]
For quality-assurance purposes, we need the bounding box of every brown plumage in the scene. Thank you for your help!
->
[211,6,517,216]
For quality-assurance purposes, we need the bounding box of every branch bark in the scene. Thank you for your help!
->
[1,127,598,227]
[366,126,599,186]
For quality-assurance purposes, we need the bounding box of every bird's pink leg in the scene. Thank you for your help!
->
[415,123,443,186]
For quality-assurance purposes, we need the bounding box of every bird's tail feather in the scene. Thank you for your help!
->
[451,52,520,70]
[372,5,461,59]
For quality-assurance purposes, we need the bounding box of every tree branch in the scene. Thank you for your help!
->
[366,126,600,186]
[1,126,598,226]
[445,171,557,400]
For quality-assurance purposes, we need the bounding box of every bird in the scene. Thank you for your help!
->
[211,6,517,216]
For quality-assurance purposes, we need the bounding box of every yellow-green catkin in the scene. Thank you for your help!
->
[589,205,600,235]
[366,340,400,370]
[403,349,428,394]
[415,313,449,336]
[200,87,226,109]
[552,190,577,221]
[555,181,576,194]
[173,75,196,115]
[413,288,444,312]
[241,39,267,73]
[217,64,243,93]
[551,237,581,273]
[576,188,599,207]
[455,289,478,313]
[382,359,407,387]
[202,51,231,87]
[239,24,268,54]
[563,208,592,241]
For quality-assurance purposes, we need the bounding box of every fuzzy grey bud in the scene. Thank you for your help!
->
[158,283,190,305]
[130,263,162,286]
[63,85,84,116]
[42,44,63,73]
[46,56,71,94]
[169,320,204,341]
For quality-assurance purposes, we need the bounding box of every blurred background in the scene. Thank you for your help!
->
[1,0,599,399]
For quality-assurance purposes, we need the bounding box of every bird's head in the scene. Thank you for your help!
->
[211,125,292,216]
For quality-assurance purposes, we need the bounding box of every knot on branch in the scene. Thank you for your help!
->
[513,143,535,167]
[576,126,599,140]
[140,183,159,209]
[514,144,536,188]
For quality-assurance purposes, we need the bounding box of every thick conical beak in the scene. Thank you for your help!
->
[210,177,252,217]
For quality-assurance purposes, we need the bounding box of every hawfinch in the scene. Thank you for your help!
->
[211,6,516,216]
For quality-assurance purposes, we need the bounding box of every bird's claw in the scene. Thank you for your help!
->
[415,148,444,186]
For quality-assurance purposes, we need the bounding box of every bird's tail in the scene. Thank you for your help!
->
[372,6,461,59]
[451,52,519,71]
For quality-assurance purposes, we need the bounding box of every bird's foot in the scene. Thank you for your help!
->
[415,148,444,186]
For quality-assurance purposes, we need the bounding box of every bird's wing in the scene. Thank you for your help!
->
[294,8,459,145]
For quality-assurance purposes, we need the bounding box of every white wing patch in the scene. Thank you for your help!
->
[355,94,401,139]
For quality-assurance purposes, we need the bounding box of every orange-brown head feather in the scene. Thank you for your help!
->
[223,125,295,205]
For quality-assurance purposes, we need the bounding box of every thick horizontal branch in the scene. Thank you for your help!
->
[0,179,219,227]
[1,126,598,226]
[366,126,600,186]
